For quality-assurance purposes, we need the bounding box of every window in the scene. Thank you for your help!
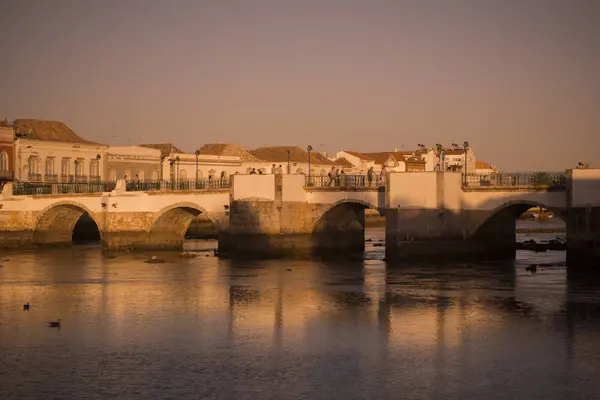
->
[109,168,117,181]
[0,151,8,171]
[179,169,187,180]
[152,170,159,180]
[89,159,98,177]
[138,170,145,180]
[124,169,131,180]
[61,158,70,175]
[45,157,54,175]
[28,156,40,174]
[75,160,84,176]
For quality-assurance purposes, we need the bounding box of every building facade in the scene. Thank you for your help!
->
[13,119,106,183]
[250,146,338,175]
[0,125,15,183]
[104,146,162,181]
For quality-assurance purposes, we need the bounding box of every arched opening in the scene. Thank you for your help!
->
[150,205,218,250]
[473,201,566,260]
[72,213,101,243]
[312,200,383,258]
[35,203,101,247]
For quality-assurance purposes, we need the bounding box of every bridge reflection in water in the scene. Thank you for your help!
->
[1,245,599,399]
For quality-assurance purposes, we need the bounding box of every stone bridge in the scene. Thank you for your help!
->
[0,169,598,269]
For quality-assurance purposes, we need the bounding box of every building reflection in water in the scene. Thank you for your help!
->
[3,246,600,398]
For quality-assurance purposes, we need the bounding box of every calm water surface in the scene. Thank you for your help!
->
[2,222,600,399]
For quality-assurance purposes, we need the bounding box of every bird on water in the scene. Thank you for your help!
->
[23,303,30,311]
[48,319,61,327]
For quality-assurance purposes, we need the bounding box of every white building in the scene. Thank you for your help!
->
[104,146,162,181]
[250,146,339,175]
[13,119,106,182]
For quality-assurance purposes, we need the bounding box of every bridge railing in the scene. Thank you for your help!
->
[12,181,117,196]
[305,175,384,188]
[463,172,566,189]
[125,179,229,192]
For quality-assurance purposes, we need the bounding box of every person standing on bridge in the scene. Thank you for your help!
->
[367,167,374,187]
[379,165,386,185]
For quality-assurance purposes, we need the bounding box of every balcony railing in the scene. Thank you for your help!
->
[28,173,42,182]
[126,179,230,192]
[74,175,88,182]
[463,172,566,189]
[305,175,384,188]
[12,181,117,196]
[61,174,74,183]
[0,170,14,179]
[44,174,59,182]
[89,175,101,183]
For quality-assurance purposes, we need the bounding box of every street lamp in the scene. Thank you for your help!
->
[175,156,180,181]
[435,143,443,171]
[195,149,200,184]
[463,141,470,185]
[307,145,313,184]
[95,154,101,182]
[286,149,291,175]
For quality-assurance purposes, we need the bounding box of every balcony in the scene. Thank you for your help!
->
[44,174,59,182]
[60,174,74,183]
[28,173,42,182]
[89,175,101,183]
[0,170,13,180]
[74,175,88,183]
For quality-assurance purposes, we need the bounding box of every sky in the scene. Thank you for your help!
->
[0,0,598,170]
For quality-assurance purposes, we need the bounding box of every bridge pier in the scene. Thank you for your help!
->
[218,174,371,259]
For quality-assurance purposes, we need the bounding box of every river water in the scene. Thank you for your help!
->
[2,221,600,400]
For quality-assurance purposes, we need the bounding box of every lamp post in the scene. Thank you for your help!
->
[463,141,470,186]
[176,156,180,181]
[95,154,101,182]
[307,145,313,184]
[195,149,200,185]
[286,150,291,175]
[435,143,443,171]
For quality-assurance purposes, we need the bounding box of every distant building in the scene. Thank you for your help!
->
[335,151,375,172]
[249,146,337,175]
[12,119,106,182]
[104,146,162,181]
[475,160,496,175]
[0,125,15,184]
[141,142,247,181]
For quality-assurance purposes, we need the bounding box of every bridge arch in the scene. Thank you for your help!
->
[311,199,380,233]
[309,199,381,256]
[473,200,566,236]
[34,201,101,245]
[149,202,217,247]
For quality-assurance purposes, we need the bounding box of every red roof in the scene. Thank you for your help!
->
[341,151,374,161]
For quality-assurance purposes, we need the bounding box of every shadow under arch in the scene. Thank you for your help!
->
[471,200,566,259]
[311,199,380,258]
[149,202,217,249]
[35,201,101,246]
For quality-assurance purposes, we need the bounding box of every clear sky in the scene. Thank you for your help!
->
[1,0,598,170]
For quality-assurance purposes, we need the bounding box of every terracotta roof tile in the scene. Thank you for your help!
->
[140,143,184,156]
[334,157,354,168]
[250,146,335,165]
[13,119,98,144]
[476,160,493,169]
[197,143,258,161]
[342,151,374,161]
